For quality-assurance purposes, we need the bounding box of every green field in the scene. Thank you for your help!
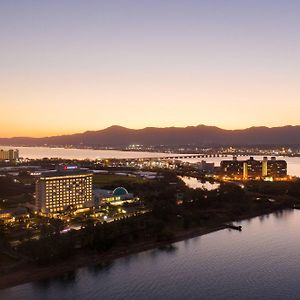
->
[93,174,144,186]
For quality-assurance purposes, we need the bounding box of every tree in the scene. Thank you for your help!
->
[50,218,64,237]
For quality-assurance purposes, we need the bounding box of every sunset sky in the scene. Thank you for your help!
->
[1,0,300,137]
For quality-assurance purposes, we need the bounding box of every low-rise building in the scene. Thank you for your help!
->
[197,160,215,173]
[0,207,29,223]
[93,187,134,207]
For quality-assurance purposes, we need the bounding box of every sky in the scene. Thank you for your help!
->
[1,0,300,137]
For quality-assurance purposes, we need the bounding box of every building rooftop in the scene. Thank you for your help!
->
[113,187,129,196]
[40,167,93,178]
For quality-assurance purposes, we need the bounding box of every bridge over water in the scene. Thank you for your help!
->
[137,154,228,160]
[101,153,230,161]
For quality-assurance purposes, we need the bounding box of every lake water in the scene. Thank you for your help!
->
[0,146,171,160]
[1,146,300,176]
[179,176,220,190]
[2,209,300,299]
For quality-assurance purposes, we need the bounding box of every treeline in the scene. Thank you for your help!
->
[16,175,300,265]
[245,179,300,199]
[16,182,268,265]
[18,213,177,264]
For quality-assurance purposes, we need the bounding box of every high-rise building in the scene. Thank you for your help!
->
[0,149,19,161]
[245,157,262,179]
[243,161,248,179]
[35,165,93,214]
[267,157,287,178]
[262,157,268,177]
[220,157,287,180]
[220,156,244,178]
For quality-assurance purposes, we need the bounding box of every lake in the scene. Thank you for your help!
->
[0,146,171,160]
[1,146,300,177]
[2,209,300,299]
[179,175,220,190]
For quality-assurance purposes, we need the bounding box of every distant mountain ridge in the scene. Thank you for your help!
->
[1,125,300,147]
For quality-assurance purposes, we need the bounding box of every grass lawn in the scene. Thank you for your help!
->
[93,174,144,186]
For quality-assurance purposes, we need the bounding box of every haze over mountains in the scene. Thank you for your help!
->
[0,125,300,147]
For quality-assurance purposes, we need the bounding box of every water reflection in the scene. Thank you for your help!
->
[148,245,178,261]
[3,210,300,300]
[33,270,77,290]
[157,244,177,253]
[87,261,114,276]
[273,209,293,219]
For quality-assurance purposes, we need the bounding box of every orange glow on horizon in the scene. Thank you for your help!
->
[1,2,300,138]
[1,121,300,138]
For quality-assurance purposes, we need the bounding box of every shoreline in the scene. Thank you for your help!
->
[1,144,299,158]
[0,209,280,290]
[0,225,226,290]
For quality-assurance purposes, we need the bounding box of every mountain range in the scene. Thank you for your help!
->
[1,125,300,147]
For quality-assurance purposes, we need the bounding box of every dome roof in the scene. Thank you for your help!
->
[113,187,129,196]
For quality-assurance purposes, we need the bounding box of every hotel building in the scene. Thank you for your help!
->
[0,149,19,161]
[35,165,93,214]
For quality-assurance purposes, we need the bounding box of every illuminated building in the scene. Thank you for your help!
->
[220,157,244,178]
[262,157,268,177]
[0,207,29,223]
[243,161,248,179]
[93,187,134,207]
[0,149,19,161]
[35,165,93,214]
[220,157,287,180]
[267,157,287,178]
[244,157,262,179]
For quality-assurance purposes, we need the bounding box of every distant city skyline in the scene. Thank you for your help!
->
[1,0,300,137]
